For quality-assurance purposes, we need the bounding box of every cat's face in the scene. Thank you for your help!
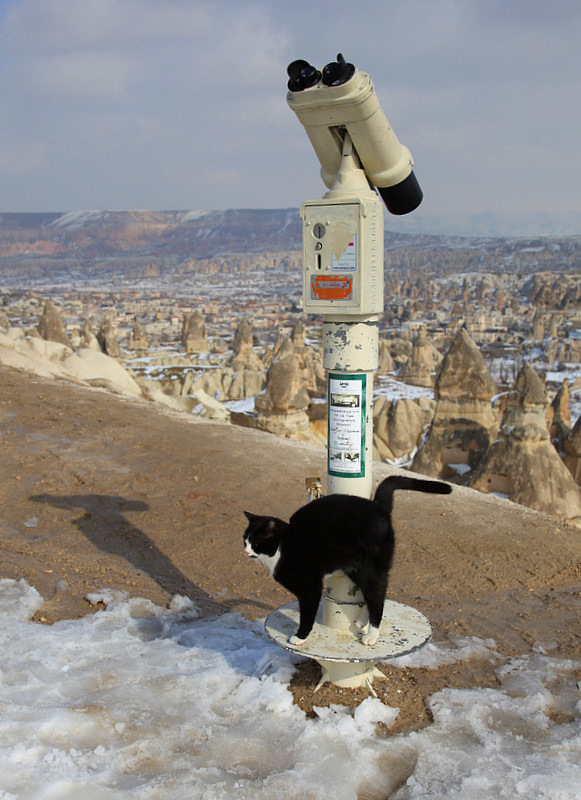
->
[243,511,281,559]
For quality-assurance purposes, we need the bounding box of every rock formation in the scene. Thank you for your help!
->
[470,363,581,522]
[69,328,82,349]
[81,320,101,351]
[97,317,121,358]
[181,311,208,353]
[563,413,581,485]
[291,317,307,351]
[128,322,148,351]
[37,299,71,348]
[555,337,581,365]
[532,308,545,340]
[378,336,412,373]
[412,327,499,481]
[0,329,141,397]
[398,331,442,388]
[377,339,394,373]
[289,320,326,398]
[224,368,265,401]
[253,338,314,439]
[547,379,571,451]
[262,329,284,368]
[373,396,435,463]
[230,318,263,372]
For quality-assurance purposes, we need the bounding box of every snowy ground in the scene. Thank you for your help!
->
[1,579,579,800]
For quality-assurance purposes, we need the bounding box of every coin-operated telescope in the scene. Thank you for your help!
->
[287,53,422,217]
[287,53,423,495]
[263,54,432,693]
[287,53,422,320]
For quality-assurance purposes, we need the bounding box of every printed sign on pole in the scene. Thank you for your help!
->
[327,373,366,478]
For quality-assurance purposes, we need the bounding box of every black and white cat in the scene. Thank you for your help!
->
[243,475,451,647]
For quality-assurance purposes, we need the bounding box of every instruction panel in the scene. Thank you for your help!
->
[327,373,366,478]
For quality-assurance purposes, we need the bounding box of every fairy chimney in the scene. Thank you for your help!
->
[471,363,581,522]
[81,319,101,351]
[291,318,307,351]
[532,309,545,340]
[412,327,498,481]
[128,322,148,352]
[254,338,312,438]
[97,317,121,358]
[181,311,208,353]
[547,379,571,451]
[377,339,395,374]
[563,414,581,486]
[398,331,442,388]
[37,299,71,348]
[373,395,435,463]
[263,328,284,368]
[231,317,263,372]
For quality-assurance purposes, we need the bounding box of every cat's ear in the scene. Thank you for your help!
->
[244,511,259,522]
[264,519,280,538]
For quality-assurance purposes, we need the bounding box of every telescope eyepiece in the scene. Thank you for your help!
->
[322,53,355,87]
[287,59,321,92]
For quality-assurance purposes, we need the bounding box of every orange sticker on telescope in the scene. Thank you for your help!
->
[311,275,352,300]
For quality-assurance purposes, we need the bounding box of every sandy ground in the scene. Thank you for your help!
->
[1,363,580,729]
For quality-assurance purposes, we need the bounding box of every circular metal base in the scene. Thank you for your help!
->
[265,599,432,689]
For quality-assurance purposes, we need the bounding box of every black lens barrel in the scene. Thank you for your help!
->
[377,171,424,215]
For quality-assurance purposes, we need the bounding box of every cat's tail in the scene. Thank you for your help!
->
[373,475,452,515]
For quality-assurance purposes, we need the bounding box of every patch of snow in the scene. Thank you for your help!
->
[0,579,579,799]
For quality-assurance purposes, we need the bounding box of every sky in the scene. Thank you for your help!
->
[0,0,580,217]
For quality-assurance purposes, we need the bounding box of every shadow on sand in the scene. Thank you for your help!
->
[30,492,271,618]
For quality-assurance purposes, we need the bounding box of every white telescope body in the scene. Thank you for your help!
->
[287,54,422,215]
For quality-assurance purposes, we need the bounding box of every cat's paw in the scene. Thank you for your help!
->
[361,626,379,646]
[289,634,307,646]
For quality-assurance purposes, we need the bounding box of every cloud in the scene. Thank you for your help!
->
[0,0,580,214]
[0,138,45,174]
[34,51,133,97]
[2,0,211,52]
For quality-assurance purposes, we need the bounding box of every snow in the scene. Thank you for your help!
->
[375,374,434,403]
[47,210,109,229]
[447,462,472,476]
[1,579,580,799]
[178,210,213,223]
[223,397,257,414]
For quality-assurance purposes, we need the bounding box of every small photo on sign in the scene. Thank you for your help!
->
[330,393,360,408]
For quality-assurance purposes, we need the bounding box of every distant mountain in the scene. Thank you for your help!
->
[0,208,302,259]
[384,211,581,238]
[0,209,304,281]
[1,208,580,284]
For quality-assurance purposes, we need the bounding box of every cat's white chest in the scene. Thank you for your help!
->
[252,547,281,576]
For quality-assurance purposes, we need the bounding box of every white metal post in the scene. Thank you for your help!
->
[265,57,430,692]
